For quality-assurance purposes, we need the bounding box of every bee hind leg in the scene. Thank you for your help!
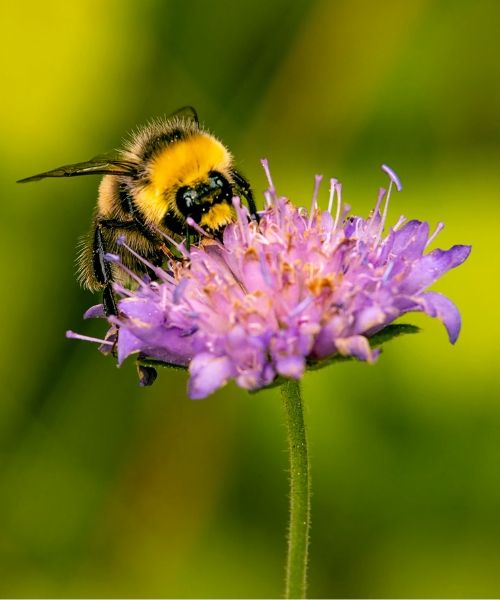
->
[93,220,159,385]
[92,223,118,316]
[102,283,118,317]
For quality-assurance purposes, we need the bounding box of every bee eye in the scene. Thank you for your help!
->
[177,186,199,215]
[208,171,225,189]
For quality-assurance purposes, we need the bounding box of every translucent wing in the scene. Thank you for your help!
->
[167,105,199,125]
[17,154,137,183]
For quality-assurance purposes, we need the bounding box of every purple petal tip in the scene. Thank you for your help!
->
[83,304,105,319]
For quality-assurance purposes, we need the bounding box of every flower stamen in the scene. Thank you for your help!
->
[232,196,250,245]
[425,221,445,248]
[116,236,174,282]
[381,164,403,192]
[104,252,148,288]
[264,190,273,207]
[66,330,114,345]
[308,175,323,228]
[393,215,406,231]
[327,178,338,214]
[371,188,386,225]
[376,165,403,246]
[185,216,217,242]
[333,182,343,230]
[151,225,189,258]
[261,158,276,194]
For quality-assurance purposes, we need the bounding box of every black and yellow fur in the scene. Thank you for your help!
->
[18,107,256,316]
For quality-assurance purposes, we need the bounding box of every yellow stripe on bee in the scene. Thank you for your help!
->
[200,202,236,231]
[151,133,231,193]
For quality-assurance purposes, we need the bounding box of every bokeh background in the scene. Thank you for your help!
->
[1,0,499,597]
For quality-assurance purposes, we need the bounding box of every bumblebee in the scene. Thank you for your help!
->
[18,107,256,316]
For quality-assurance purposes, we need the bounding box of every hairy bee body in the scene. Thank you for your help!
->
[76,175,166,293]
[19,107,256,315]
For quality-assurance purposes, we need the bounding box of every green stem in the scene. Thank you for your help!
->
[281,379,311,599]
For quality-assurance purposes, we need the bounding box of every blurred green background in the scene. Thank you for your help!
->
[1,0,498,597]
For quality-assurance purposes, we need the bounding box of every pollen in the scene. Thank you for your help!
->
[307,276,334,295]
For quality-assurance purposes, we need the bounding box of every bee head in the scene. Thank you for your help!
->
[176,171,233,226]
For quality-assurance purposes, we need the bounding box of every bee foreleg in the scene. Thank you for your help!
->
[231,170,258,220]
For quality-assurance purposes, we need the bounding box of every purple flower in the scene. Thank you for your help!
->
[68,162,471,399]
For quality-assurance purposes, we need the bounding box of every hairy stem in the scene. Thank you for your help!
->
[281,379,311,599]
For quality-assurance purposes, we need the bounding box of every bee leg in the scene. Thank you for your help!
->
[98,217,165,304]
[96,219,159,385]
[102,283,118,316]
[98,218,136,230]
[185,223,192,252]
[231,170,258,219]
[92,223,118,316]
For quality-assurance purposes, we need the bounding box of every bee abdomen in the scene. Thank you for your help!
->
[76,227,103,292]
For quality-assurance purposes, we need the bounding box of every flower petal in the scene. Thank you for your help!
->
[402,244,471,294]
[390,220,430,258]
[117,322,194,367]
[418,291,462,344]
[354,305,387,335]
[188,353,235,399]
[119,296,165,326]
[117,328,145,365]
[84,304,105,319]
[276,355,306,379]
[335,335,380,362]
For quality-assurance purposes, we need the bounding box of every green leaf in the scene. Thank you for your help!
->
[306,323,420,371]
[136,357,188,372]
[368,323,420,347]
[253,324,421,393]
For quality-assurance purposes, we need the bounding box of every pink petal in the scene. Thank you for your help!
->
[188,353,235,399]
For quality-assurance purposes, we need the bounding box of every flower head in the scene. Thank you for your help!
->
[69,162,471,398]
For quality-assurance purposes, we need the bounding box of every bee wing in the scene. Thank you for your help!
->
[17,154,137,183]
[167,105,199,125]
